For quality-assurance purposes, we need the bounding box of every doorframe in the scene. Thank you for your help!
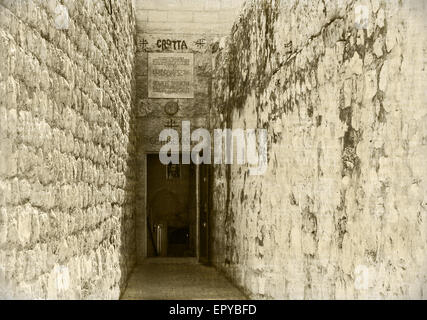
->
[196,163,200,261]
[142,152,200,259]
[143,152,152,259]
[197,163,211,264]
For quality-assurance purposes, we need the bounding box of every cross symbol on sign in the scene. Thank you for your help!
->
[139,39,148,50]
[164,119,179,129]
[195,39,206,49]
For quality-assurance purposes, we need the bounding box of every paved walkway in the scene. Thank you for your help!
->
[121,258,247,300]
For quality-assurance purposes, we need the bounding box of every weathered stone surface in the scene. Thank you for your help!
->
[0,0,138,299]
[209,0,427,299]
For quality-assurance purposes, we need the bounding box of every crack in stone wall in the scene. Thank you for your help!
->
[0,0,138,299]
[210,0,427,299]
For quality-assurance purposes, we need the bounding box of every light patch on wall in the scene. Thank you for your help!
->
[355,4,369,30]
[48,265,70,298]
[54,4,69,30]
[354,264,376,290]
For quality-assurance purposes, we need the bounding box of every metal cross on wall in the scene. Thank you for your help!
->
[139,39,148,51]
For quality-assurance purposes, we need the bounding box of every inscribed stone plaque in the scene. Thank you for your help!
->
[148,53,194,99]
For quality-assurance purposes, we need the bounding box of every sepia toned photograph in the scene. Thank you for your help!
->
[0,0,426,307]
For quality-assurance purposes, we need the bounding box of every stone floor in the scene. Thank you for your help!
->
[121,258,247,300]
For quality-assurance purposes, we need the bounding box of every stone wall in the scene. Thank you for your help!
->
[210,0,427,299]
[135,0,245,36]
[0,0,137,299]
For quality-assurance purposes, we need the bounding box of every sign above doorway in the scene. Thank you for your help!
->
[148,52,194,99]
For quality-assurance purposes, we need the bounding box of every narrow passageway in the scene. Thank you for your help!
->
[1,0,425,301]
[121,258,246,300]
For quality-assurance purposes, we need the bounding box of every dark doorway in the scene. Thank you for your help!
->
[146,154,196,257]
[168,226,190,257]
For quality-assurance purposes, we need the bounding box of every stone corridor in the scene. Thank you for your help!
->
[121,258,246,300]
[0,0,426,300]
